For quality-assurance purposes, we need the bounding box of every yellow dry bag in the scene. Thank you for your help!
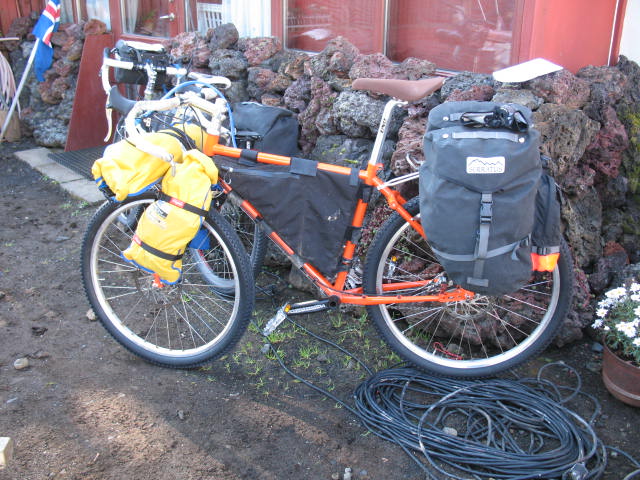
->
[121,149,219,284]
[91,124,207,202]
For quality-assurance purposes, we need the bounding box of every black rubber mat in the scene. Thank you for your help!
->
[49,146,105,180]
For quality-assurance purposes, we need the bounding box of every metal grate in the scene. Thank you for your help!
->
[49,146,105,180]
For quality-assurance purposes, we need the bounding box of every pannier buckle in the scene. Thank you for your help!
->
[480,198,493,224]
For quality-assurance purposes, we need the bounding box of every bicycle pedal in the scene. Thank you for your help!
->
[262,306,288,336]
[286,298,336,316]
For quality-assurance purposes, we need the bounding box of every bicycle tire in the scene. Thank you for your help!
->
[362,197,573,378]
[81,194,255,368]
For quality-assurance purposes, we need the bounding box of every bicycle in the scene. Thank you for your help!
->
[99,40,268,276]
[81,74,574,378]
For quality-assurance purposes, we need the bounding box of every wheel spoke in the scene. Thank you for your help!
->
[364,198,571,377]
[83,197,251,365]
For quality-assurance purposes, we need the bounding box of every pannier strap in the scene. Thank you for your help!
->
[158,192,209,217]
[432,239,528,262]
[349,168,360,186]
[240,149,259,162]
[132,234,183,261]
[451,131,524,143]
[290,157,318,176]
[431,192,530,289]
[432,238,529,287]
[532,245,560,255]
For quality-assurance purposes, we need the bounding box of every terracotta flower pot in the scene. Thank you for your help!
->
[602,344,640,407]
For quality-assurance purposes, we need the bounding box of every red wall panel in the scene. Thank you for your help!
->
[519,0,622,73]
[0,0,45,36]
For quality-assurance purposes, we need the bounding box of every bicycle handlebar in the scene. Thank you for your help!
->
[100,48,189,94]
[101,47,231,94]
[123,89,228,163]
[102,55,189,77]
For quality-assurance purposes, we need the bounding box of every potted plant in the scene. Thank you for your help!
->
[592,281,640,407]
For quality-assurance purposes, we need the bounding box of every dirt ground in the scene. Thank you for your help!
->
[0,140,639,480]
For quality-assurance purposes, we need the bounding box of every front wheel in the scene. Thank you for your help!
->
[362,197,573,378]
[81,194,255,368]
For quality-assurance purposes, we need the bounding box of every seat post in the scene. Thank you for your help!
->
[366,99,406,180]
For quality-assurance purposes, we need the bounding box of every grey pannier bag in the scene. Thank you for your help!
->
[419,101,542,295]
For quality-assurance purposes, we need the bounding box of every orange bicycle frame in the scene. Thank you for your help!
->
[208,142,474,306]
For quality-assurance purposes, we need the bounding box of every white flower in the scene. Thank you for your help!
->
[596,308,609,319]
[604,326,610,331]
[598,298,616,309]
[631,294,640,302]
[634,338,640,347]
[606,287,627,300]
[630,283,640,293]
[616,322,637,338]
[592,319,604,329]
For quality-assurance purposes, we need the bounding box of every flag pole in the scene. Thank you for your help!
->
[0,38,40,143]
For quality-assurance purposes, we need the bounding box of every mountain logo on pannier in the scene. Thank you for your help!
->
[466,156,506,174]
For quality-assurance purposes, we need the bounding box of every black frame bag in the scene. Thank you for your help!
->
[420,101,542,295]
[215,155,360,277]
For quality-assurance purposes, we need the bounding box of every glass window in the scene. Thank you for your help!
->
[386,0,518,72]
[284,0,518,73]
[85,0,111,30]
[286,0,384,54]
[122,0,171,37]
[60,0,75,24]
[185,0,271,37]
[185,0,224,34]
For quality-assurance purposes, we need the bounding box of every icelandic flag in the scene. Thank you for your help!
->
[32,0,61,81]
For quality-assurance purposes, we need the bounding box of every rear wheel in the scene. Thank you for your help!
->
[363,197,573,378]
[81,194,254,368]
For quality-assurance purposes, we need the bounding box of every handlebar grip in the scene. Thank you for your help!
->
[166,66,188,77]
[107,86,137,116]
[187,72,231,89]
[103,56,136,71]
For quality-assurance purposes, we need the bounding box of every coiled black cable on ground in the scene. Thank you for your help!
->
[353,366,611,479]
[256,312,640,480]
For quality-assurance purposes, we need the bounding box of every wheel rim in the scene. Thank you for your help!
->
[189,247,236,294]
[374,215,560,370]
[89,199,241,358]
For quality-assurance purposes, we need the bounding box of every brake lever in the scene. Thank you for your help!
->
[104,104,113,142]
